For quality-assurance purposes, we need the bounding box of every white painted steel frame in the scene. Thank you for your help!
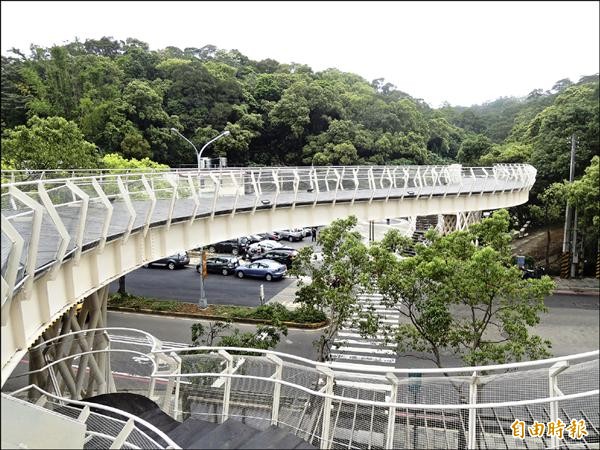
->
[12,329,599,450]
[2,164,537,385]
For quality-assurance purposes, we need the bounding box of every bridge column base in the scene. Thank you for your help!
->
[28,286,114,400]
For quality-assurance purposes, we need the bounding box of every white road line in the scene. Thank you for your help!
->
[330,353,396,364]
[333,339,396,348]
[331,346,396,355]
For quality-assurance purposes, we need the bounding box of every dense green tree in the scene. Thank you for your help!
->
[1,37,596,197]
[528,83,599,191]
[366,209,555,368]
[529,183,567,267]
[290,216,370,362]
[1,115,101,169]
[566,155,599,229]
[479,142,532,165]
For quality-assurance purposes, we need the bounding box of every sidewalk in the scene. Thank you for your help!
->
[553,277,599,296]
[266,277,310,310]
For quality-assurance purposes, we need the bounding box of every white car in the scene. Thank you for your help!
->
[248,239,283,254]
[300,227,313,238]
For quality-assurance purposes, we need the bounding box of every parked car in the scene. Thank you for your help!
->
[234,259,287,281]
[300,227,313,238]
[196,256,240,276]
[250,248,299,268]
[276,229,304,242]
[241,234,263,245]
[207,239,247,256]
[257,232,280,241]
[249,239,283,252]
[143,251,190,270]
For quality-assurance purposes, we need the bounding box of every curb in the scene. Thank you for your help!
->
[553,289,599,297]
[107,306,328,330]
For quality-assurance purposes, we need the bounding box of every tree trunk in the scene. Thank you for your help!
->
[118,275,126,295]
[545,225,551,268]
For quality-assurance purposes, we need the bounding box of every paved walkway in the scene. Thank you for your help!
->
[553,277,599,296]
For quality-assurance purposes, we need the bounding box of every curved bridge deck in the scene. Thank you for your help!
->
[2,164,535,383]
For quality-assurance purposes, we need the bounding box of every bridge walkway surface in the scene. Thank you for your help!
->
[82,392,316,449]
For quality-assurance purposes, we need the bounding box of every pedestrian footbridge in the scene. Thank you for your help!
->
[3,163,597,449]
[2,328,598,449]
[1,164,536,381]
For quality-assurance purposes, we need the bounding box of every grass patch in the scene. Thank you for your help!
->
[108,293,326,325]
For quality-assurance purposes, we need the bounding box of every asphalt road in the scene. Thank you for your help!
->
[107,310,322,360]
[103,294,599,363]
[3,294,596,396]
[109,265,297,306]
[108,239,317,306]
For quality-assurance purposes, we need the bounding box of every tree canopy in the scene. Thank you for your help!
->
[366,210,555,367]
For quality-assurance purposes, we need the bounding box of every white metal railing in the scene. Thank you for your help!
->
[8,328,598,450]
[5,385,181,449]
[1,164,536,304]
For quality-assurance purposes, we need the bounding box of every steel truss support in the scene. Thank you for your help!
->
[27,286,113,400]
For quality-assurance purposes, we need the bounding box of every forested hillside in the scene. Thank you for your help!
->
[1,37,598,203]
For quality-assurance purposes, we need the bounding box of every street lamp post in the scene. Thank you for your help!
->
[170,128,231,308]
[170,128,230,170]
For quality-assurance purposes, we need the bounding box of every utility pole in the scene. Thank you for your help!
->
[561,134,577,278]
[199,250,207,309]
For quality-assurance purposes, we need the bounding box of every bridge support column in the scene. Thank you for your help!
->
[439,214,458,234]
[27,286,112,400]
[440,211,483,234]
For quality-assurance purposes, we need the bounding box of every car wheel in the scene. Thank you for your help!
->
[196,266,201,273]
[209,246,216,253]
[222,268,228,276]
[288,236,294,242]
[167,262,176,270]
[232,248,239,256]
[237,271,244,279]
[265,273,273,281]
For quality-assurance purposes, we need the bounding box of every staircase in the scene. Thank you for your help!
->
[83,393,316,449]
[402,215,439,257]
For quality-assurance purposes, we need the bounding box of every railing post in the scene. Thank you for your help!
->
[368,167,375,203]
[209,173,221,220]
[351,168,359,205]
[116,176,136,244]
[171,351,183,421]
[267,354,283,426]
[386,168,395,202]
[91,178,113,253]
[292,169,300,208]
[332,169,341,206]
[229,171,241,217]
[385,373,398,449]
[272,169,280,208]
[65,181,90,264]
[312,168,320,206]
[37,182,71,280]
[163,174,178,229]
[549,361,569,449]
[8,186,44,297]
[219,349,233,423]
[467,371,478,450]
[317,366,334,450]
[140,175,157,237]
[0,215,24,324]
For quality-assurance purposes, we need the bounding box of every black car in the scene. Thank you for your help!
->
[250,248,299,268]
[197,256,240,276]
[207,239,247,256]
[257,232,281,241]
[143,251,190,270]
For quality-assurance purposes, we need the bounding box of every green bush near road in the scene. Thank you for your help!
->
[108,293,326,325]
